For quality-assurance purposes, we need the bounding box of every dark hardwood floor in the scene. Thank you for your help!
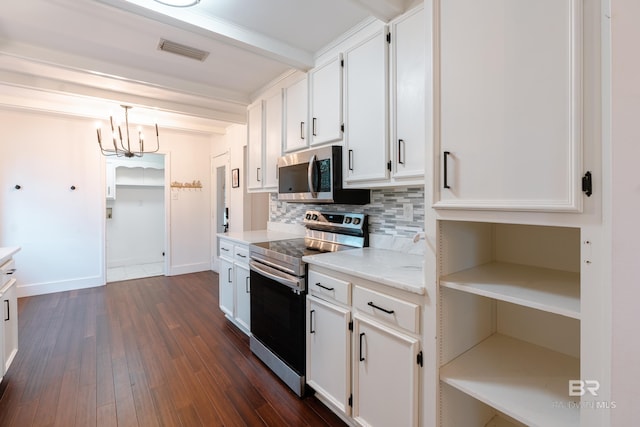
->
[0,271,347,427]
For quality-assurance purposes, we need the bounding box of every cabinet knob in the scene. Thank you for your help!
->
[70,185,77,191]
[14,185,21,190]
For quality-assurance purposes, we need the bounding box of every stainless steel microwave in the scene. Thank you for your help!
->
[277,146,370,204]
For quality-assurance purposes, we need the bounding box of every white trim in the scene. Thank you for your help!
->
[167,262,211,276]
[17,276,104,298]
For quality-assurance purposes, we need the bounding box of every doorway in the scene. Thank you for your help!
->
[106,153,167,282]
[211,152,229,272]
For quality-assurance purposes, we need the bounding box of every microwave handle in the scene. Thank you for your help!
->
[307,154,317,197]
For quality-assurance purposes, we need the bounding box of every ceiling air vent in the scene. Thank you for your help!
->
[157,38,209,61]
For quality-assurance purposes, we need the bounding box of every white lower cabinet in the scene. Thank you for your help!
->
[352,313,420,427]
[1,256,19,381]
[218,256,234,319]
[218,237,251,335]
[306,267,421,427]
[234,263,251,333]
[2,278,18,374]
[306,295,351,415]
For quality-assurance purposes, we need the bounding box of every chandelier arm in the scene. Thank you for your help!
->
[97,106,160,157]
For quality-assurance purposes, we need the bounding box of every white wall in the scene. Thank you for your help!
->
[0,105,216,295]
[0,108,104,295]
[610,0,640,423]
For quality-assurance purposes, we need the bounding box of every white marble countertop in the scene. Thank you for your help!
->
[0,247,21,266]
[217,230,302,245]
[303,248,425,295]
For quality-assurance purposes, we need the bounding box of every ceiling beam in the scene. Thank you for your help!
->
[94,0,315,70]
[0,50,248,125]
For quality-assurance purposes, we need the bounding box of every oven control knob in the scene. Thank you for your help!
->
[312,214,318,221]
[344,217,352,224]
[353,218,361,225]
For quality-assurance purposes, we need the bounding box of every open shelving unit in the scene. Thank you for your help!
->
[440,261,580,320]
[438,221,581,427]
[440,334,579,427]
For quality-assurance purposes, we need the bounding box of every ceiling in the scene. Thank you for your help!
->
[0,0,413,132]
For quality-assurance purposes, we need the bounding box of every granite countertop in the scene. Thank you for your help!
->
[0,247,20,266]
[217,230,302,245]
[303,247,425,295]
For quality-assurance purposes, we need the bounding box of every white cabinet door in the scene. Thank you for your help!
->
[284,77,308,153]
[436,0,582,212]
[2,279,18,373]
[353,313,420,427]
[309,56,343,146]
[390,6,425,181]
[218,257,234,318]
[264,91,283,190]
[344,28,389,184]
[234,264,251,333]
[247,101,264,190]
[306,295,351,416]
[105,162,116,200]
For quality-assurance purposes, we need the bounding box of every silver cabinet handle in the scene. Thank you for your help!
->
[307,154,317,197]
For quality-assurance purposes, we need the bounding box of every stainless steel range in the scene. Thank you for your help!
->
[249,210,368,396]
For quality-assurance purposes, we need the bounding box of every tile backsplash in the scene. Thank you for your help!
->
[269,186,425,238]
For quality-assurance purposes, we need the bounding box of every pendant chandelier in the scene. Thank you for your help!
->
[96,105,160,158]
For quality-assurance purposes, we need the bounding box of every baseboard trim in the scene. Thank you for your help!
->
[17,275,104,298]
[168,262,210,276]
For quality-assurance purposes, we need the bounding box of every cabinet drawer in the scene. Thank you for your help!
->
[219,239,234,258]
[308,270,351,305]
[1,258,16,289]
[353,285,419,334]
[234,245,250,264]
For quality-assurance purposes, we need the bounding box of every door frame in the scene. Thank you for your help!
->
[211,152,230,272]
[102,151,171,282]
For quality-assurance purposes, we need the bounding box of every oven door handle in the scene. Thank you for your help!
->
[307,154,318,198]
[250,260,303,291]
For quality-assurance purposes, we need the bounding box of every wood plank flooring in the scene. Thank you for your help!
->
[0,272,347,427]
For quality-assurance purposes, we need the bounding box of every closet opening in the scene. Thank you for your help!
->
[105,153,167,282]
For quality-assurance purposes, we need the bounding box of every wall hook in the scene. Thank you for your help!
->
[14,185,21,190]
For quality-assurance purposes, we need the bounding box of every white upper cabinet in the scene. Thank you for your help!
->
[390,6,425,182]
[435,0,583,212]
[343,28,389,184]
[283,76,309,152]
[263,91,282,189]
[247,92,282,192]
[247,100,264,191]
[309,55,343,146]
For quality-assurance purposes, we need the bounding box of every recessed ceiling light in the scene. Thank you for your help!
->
[153,0,200,7]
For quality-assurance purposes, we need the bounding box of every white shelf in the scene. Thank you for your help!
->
[115,183,164,188]
[440,334,580,427]
[440,261,580,319]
